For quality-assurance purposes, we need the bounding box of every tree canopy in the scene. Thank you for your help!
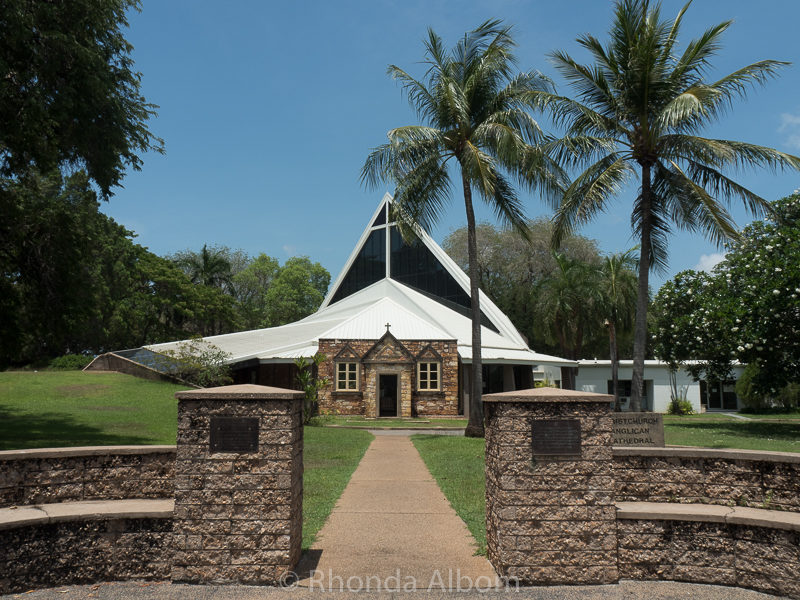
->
[0,171,330,367]
[443,220,638,368]
[652,193,800,400]
[534,0,800,409]
[0,0,163,197]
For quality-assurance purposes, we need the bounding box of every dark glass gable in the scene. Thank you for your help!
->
[327,213,499,333]
[330,228,386,304]
[390,226,471,308]
[371,203,387,227]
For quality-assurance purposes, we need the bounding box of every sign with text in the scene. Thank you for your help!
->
[612,412,664,447]
[531,419,582,456]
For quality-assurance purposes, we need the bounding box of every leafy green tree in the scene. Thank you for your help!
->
[263,257,330,326]
[0,0,163,197]
[723,194,800,397]
[232,253,281,329]
[600,249,638,410]
[535,253,602,388]
[0,170,239,365]
[362,20,564,436]
[534,0,800,411]
[653,194,800,405]
[0,171,132,364]
[442,218,603,357]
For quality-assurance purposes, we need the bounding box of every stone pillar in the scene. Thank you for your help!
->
[172,384,304,585]
[484,388,618,585]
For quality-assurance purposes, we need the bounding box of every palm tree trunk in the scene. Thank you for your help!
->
[607,319,620,411]
[631,165,652,412]
[462,174,484,438]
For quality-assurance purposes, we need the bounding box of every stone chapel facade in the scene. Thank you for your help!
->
[317,331,459,417]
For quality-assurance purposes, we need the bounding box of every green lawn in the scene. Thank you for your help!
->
[324,415,467,429]
[0,371,187,449]
[0,371,372,551]
[303,427,372,549]
[411,434,487,555]
[664,414,800,452]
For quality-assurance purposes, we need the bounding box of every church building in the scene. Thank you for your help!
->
[112,195,573,417]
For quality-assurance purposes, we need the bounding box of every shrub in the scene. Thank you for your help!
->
[667,398,695,415]
[776,383,800,411]
[534,378,558,389]
[49,354,93,370]
[156,338,232,388]
[736,363,769,410]
[295,354,329,425]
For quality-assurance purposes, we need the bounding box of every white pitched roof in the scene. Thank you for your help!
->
[146,195,575,368]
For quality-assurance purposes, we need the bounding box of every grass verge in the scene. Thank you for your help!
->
[411,434,486,555]
[323,415,467,429]
[664,416,800,452]
[303,427,372,549]
[0,371,186,449]
[0,372,373,551]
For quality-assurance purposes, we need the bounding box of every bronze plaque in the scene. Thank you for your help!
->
[612,413,665,447]
[531,419,582,456]
[210,417,259,453]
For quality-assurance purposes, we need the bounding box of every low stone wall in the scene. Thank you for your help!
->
[617,502,800,598]
[0,446,175,507]
[0,500,173,595]
[613,447,800,511]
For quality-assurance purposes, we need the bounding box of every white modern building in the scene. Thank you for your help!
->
[538,360,745,413]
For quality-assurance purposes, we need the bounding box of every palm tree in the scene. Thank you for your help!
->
[535,253,601,390]
[361,20,564,436]
[535,0,800,411]
[599,249,638,411]
[174,244,232,290]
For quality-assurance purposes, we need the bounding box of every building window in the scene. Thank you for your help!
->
[418,362,440,391]
[336,362,359,391]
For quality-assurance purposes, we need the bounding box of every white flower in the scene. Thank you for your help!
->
[773,289,781,295]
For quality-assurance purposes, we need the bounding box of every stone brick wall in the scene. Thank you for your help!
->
[172,385,304,585]
[484,389,618,585]
[0,517,172,594]
[0,446,175,508]
[613,447,800,511]
[317,338,458,416]
[618,519,800,598]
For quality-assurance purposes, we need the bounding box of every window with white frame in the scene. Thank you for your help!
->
[336,362,359,391]
[417,362,440,391]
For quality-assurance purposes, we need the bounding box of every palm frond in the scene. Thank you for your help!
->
[551,154,631,245]
[484,171,530,240]
[387,65,437,123]
[655,160,739,246]
[684,160,774,218]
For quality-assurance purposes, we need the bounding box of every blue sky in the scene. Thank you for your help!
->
[102,0,800,290]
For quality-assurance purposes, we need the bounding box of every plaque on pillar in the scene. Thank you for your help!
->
[209,416,259,453]
[531,418,582,456]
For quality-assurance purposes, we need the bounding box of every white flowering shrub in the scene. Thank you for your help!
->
[653,193,800,400]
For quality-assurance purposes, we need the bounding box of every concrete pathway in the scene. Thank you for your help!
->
[295,433,497,591]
